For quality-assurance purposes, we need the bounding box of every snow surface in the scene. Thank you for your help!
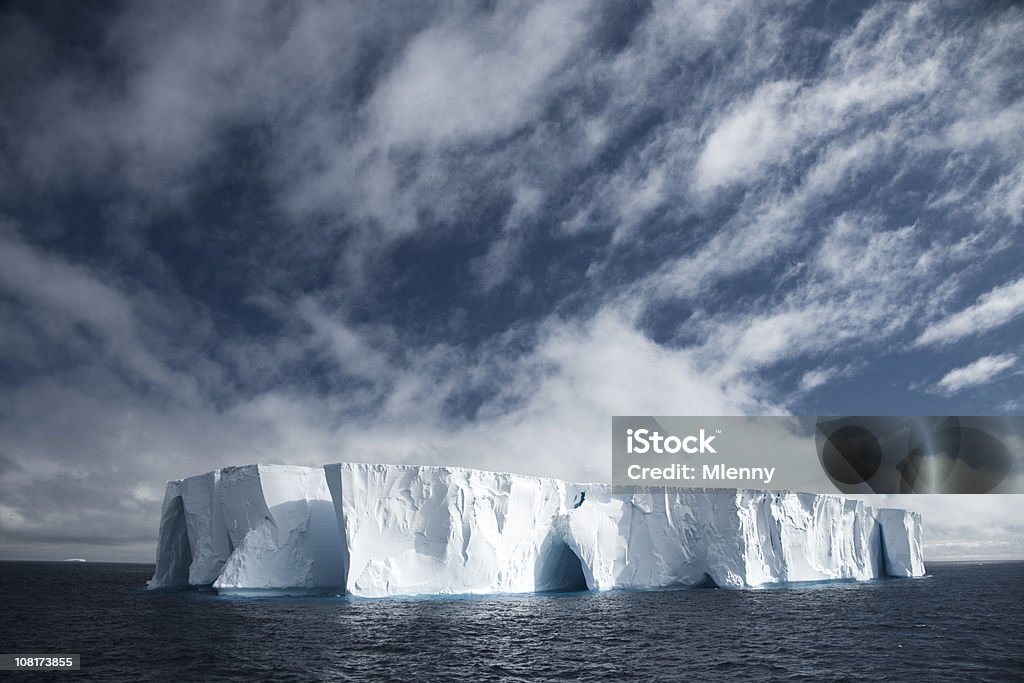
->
[149,463,926,596]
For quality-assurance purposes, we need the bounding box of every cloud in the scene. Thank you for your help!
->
[234,307,774,482]
[369,1,588,147]
[694,81,801,193]
[0,229,194,394]
[934,354,1018,395]
[297,298,395,382]
[683,214,972,379]
[915,277,1024,347]
[692,0,948,196]
[985,163,1024,225]
[798,367,838,393]
[628,1,1022,317]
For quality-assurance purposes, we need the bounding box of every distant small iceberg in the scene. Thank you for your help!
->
[64,558,87,562]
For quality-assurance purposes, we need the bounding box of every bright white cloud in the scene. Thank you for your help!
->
[370,1,587,147]
[916,277,1024,347]
[694,81,801,193]
[935,353,1018,395]
[236,307,775,483]
[798,367,837,392]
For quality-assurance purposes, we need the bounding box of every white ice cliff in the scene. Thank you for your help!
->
[149,463,925,596]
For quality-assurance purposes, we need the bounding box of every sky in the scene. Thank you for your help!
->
[1,0,1022,563]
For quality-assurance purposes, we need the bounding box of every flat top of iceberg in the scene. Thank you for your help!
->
[165,461,919,516]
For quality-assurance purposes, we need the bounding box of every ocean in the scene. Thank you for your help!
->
[1,561,1021,681]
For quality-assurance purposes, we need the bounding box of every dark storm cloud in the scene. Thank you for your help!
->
[0,0,1023,560]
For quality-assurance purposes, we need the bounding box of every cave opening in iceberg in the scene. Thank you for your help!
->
[535,540,589,592]
[694,572,719,589]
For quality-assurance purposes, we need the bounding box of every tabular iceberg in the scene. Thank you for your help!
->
[149,463,925,596]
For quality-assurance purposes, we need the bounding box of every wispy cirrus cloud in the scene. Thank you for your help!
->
[934,354,1019,395]
[915,277,1024,347]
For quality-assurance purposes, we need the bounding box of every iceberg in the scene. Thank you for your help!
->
[148,463,925,596]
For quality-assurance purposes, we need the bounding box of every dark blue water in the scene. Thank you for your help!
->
[1,562,1022,681]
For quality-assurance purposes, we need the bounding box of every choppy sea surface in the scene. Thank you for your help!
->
[1,561,1022,681]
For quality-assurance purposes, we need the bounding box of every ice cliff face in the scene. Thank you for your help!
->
[149,463,925,596]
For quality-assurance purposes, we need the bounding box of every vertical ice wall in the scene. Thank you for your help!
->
[181,471,231,585]
[148,464,345,592]
[556,489,896,589]
[324,463,588,596]
[876,508,926,577]
[149,463,926,595]
[213,464,345,592]
[150,480,190,589]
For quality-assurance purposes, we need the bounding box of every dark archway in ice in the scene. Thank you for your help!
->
[534,540,589,592]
